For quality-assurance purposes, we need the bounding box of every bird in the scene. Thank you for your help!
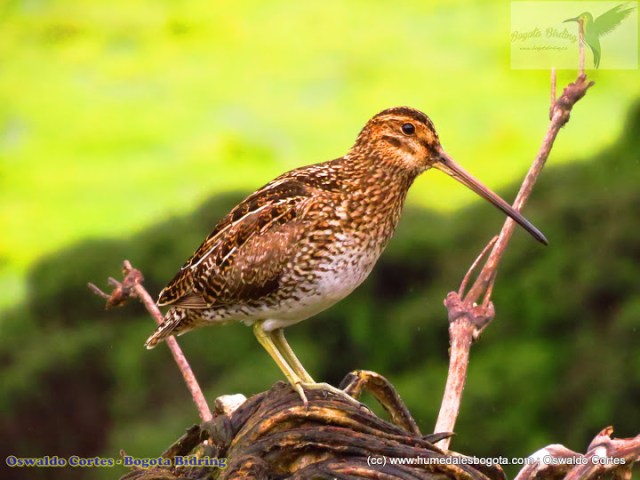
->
[564,4,635,68]
[145,106,547,404]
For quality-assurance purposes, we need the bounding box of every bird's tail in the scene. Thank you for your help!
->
[145,308,197,349]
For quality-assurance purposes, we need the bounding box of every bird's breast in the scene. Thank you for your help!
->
[257,195,406,330]
[302,194,404,297]
[307,232,384,302]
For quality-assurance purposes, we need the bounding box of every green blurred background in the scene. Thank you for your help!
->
[1,0,639,478]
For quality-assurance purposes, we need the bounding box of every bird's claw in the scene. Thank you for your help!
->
[293,382,309,407]
[296,382,367,410]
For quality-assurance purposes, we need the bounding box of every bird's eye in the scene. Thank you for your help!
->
[401,123,415,135]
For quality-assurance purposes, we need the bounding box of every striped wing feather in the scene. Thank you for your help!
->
[157,179,314,308]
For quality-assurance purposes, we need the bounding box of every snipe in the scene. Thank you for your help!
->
[146,107,546,404]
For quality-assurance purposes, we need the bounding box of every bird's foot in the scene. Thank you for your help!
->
[292,382,309,407]
[298,382,366,409]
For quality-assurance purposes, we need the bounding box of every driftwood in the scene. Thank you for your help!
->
[118,372,506,480]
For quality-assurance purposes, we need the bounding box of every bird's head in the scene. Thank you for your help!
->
[353,106,548,245]
[353,106,442,176]
[563,12,593,26]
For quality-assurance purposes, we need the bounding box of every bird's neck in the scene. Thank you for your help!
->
[332,155,416,248]
[339,151,419,198]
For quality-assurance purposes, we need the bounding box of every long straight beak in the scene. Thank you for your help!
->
[563,17,579,23]
[433,151,548,245]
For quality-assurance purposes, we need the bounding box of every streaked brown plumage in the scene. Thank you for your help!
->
[146,106,546,404]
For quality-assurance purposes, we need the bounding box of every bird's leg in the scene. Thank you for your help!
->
[269,329,361,406]
[253,320,308,405]
[256,323,362,407]
[271,328,315,383]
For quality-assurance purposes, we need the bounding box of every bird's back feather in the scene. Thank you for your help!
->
[157,176,325,308]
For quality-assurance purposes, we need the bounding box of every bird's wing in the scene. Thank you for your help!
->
[594,4,635,36]
[157,178,318,307]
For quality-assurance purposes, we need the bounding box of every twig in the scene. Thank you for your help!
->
[434,44,594,449]
[433,292,494,447]
[464,72,593,302]
[89,260,213,422]
[432,240,497,441]
[457,236,497,297]
[466,10,592,319]
[514,427,640,480]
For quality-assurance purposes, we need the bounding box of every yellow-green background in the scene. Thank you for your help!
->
[2,0,638,310]
[1,1,639,479]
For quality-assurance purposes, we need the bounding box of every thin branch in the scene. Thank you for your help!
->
[458,236,497,297]
[514,427,640,480]
[89,260,213,422]
[434,44,594,449]
[433,292,494,445]
[466,12,591,307]
[464,75,593,304]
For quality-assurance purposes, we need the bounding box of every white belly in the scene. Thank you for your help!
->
[261,245,381,331]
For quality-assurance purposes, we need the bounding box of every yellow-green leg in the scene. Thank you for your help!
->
[253,320,308,404]
[271,328,315,383]
[255,321,362,407]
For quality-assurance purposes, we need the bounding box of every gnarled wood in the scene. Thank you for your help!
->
[120,374,505,480]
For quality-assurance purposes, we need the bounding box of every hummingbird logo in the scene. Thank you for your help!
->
[563,3,636,68]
